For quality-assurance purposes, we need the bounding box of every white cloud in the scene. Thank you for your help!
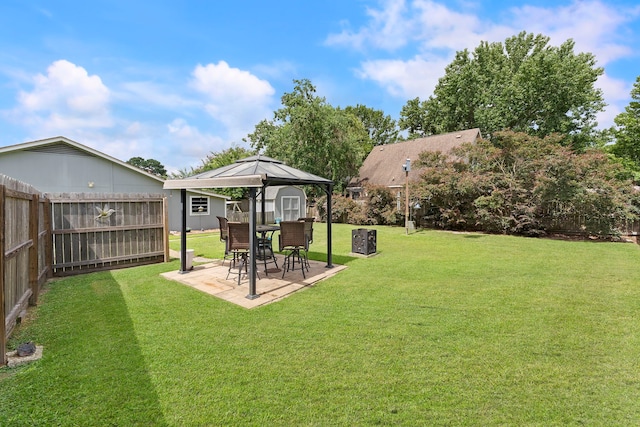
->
[15,60,112,133]
[65,119,226,175]
[358,55,450,99]
[6,59,261,172]
[325,0,411,51]
[118,81,199,110]
[167,118,226,160]
[191,61,275,140]
[411,0,485,52]
[328,0,638,61]
[509,2,639,65]
[595,73,633,128]
[328,0,640,128]
[252,61,298,81]
[597,73,632,105]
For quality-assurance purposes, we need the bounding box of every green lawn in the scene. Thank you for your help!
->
[2,224,640,425]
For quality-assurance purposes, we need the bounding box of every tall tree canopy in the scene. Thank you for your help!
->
[401,32,605,149]
[343,104,399,145]
[246,79,370,191]
[126,157,167,178]
[611,76,640,169]
[398,97,430,140]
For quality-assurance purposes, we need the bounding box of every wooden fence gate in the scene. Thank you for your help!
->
[1,176,51,365]
[48,193,169,275]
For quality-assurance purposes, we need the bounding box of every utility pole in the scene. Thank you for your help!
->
[403,159,410,235]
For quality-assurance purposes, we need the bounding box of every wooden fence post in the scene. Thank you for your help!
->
[163,197,170,262]
[0,185,6,366]
[38,197,53,278]
[43,197,53,279]
[28,194,39,306]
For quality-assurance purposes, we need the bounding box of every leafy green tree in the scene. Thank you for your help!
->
[611,76,640,169]
[344,104,399,145]
[246,79,370,192]
[403,32,605,150]
[170,145,255,199]
[398,97,431,139]
[126,157,167,178]
[199,145,255,173]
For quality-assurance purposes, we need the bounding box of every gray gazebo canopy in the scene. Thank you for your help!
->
[163,155,334,300]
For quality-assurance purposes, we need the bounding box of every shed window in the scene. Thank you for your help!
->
[190,196,209,216]
[281,196,301,221]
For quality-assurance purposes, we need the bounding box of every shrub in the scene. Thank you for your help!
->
[414,131,636,237]
[317,194,364,224]
[317,186,400,225]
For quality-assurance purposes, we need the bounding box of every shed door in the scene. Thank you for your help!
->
[281,196,300,221]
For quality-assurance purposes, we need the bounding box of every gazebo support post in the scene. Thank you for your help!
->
[179,188,188,274]
[325,184,333,268]
[260,185,267,225]
[246,187,259,300]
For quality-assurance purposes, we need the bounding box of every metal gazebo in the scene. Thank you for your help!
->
[163,155,334,300]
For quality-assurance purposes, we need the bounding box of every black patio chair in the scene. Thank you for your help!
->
[225,222,251,285]
[278,221,309,279]
[297,217,314,269]
[217,216,233,265]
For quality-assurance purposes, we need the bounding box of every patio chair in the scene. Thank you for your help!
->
[298,217,314,244]
[278,221,309,279]
[297,217,314,269]
[217,216,233,265]
[225,222,251,285]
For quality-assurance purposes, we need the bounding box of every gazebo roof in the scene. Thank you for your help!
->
[163,154,335,301]
[164,155,333,189]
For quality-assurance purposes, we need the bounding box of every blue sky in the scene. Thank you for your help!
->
[1,0,639,173]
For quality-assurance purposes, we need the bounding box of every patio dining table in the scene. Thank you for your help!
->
[256,224,280,273]
[256,223,280,236]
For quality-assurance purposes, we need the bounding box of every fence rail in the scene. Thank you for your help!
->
[539,206,640,238]
[47,193,169,275]
[227,211,275,224]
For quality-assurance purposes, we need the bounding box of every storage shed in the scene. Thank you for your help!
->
[257,185,307,222]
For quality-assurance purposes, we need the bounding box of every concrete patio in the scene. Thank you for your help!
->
[161,252,347,309]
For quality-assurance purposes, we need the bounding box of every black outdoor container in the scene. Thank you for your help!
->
[352,228,377,255]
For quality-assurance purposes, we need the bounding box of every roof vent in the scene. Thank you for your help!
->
[456,134,462,138]
[380,147,384,151]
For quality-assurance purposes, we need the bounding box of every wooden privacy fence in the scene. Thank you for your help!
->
[47,193,169,275]
[228,211,275,224]
[2,188,170,365]
[1,175,51,366]
[539,203,640,238]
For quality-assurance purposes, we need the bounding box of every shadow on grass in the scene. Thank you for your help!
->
[306,251,359,265]
[0,271,168,426]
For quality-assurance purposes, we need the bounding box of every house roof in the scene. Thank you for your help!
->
[349,128,481,189]
[0,136,228,199]
[0,135,167,182]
